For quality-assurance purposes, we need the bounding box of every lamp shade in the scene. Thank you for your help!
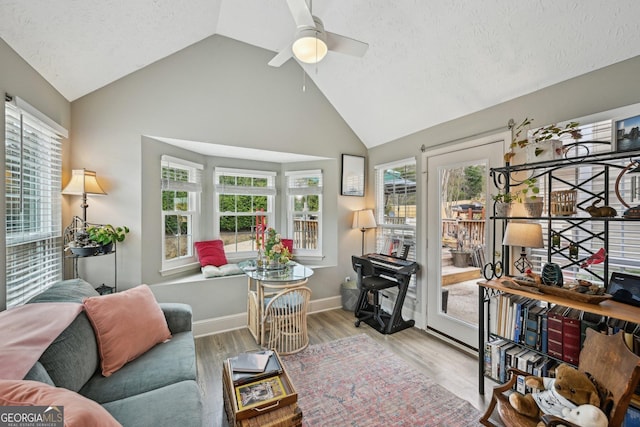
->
[352,209,376,230]
[62,169,107,195]
[502,222,544,248]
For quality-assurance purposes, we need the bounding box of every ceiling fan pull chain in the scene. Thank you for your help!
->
[302,68,306,92]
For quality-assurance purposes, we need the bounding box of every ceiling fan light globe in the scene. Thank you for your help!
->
[292,36,328,64]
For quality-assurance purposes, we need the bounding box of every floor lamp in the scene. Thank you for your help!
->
[62,169,107,223]
[352,209,377,255]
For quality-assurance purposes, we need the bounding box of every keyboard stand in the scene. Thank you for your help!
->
[355,272,415,334]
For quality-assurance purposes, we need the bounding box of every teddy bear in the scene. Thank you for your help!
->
[508,363,601,420]
[561,404,608,427]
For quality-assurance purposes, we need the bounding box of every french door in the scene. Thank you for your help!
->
[424,135,506,349]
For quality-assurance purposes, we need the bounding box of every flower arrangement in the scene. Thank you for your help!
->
[259,227,291,264]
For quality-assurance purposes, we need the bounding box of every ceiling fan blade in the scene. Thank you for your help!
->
[286,0,315,28]
[268,44,294,67]
[326,32,369,57]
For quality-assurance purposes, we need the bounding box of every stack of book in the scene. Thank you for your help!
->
[485,292,640,391]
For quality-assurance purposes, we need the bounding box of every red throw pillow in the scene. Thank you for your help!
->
[83,284,172,377]
[195,240,228,267]
[0,379,122,426]
[281,239,293,254]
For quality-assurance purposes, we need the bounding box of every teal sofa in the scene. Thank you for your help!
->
[23,279,203,427]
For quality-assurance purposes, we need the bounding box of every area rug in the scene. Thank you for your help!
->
[282,334,482,426]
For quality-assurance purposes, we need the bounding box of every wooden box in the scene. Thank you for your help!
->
[222,351,300,426]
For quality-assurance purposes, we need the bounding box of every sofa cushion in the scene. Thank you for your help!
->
[0,379,122,427]
[158,303,193,334]
[23,361,54,386]
[79,331,196,403]
[83,284,172,377]
[102,380,202,427]
[27,278,100,303]
[195,239,227,267]
[37,312,100,392]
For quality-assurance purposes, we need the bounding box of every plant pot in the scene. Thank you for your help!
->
[99,242,114,254]
[525,139,564,163]
[494,202,512,218]
[524,201,544,217]
[69,246,99,257]
[450,250,472,268]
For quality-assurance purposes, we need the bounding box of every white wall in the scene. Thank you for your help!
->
[0,38,71,310]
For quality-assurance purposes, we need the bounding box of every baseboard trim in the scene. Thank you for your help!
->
[193,295,342,338]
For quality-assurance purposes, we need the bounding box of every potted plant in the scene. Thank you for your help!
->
[514,178,543,217]
[67,230,100,256]
[504,118,582,163]
[491,191,517,217]
[87,224,130,253]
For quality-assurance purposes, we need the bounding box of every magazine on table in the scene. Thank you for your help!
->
[230,350,282,385]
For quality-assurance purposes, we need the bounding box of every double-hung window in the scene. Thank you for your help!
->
[374,158,417,260]
[161,155,202,272]
[214,168,276,255]
[5,99,65,307]
[286,170,323,257]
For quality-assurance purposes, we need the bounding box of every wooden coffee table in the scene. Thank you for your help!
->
[222,351,302,427]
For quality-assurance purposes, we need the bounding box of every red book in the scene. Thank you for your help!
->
[546,305,566,360]
[562,308,582,365]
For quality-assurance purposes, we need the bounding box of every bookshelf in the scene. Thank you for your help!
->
[478,147,640,395]
[477,279,640,394]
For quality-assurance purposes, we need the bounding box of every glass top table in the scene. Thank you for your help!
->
[241,261,314,283]
[242,261,314,345]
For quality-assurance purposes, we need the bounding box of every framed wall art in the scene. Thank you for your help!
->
[341,154,365,197]
[615,114,640,152]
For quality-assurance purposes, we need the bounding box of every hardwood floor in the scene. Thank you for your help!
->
[196,308,495,426]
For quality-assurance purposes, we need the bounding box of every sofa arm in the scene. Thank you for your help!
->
[159,303,193,334]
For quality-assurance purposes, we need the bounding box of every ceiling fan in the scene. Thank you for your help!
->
[268,0,369,67]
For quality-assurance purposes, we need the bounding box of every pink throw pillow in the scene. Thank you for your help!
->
[194,240,228,267]
[83,284,171,377]
[0,379,122,426]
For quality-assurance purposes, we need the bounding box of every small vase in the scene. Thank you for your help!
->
[524,201,544,217]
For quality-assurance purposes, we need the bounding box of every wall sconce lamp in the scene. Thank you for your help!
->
[61,169,107,223]
[502,222,544,274]
[352,209,377,255]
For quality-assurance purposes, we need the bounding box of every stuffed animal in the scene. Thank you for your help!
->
[508,363,601,420]
[561,404,608,427]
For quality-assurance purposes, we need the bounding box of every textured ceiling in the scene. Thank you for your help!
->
[2,0,640,148]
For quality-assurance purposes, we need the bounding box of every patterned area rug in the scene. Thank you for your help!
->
[282,334,482,426]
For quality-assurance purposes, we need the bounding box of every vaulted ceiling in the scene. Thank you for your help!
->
[2,1,640,148]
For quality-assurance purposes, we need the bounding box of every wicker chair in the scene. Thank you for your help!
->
[263,286,311,355]
[480,329,640,427]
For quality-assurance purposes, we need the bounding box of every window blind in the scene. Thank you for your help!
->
[5,101,64,307]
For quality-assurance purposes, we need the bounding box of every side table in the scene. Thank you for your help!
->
[222,351,302,426]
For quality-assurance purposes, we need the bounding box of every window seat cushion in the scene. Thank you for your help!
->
[201,263,243,278]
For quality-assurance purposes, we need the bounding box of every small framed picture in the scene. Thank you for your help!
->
[341,154,365,197]
[615,114,640,152]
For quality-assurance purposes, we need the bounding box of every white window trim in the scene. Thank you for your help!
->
[214,167,276,256]
[160,155,203,273]
[286,169,323,257]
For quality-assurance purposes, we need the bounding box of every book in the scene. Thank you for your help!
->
[230,350,273,373]
[546,305,566,360]
[562,308,581,365]
[231,351,283,386]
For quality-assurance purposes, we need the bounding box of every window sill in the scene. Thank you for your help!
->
[159,262,201,277]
